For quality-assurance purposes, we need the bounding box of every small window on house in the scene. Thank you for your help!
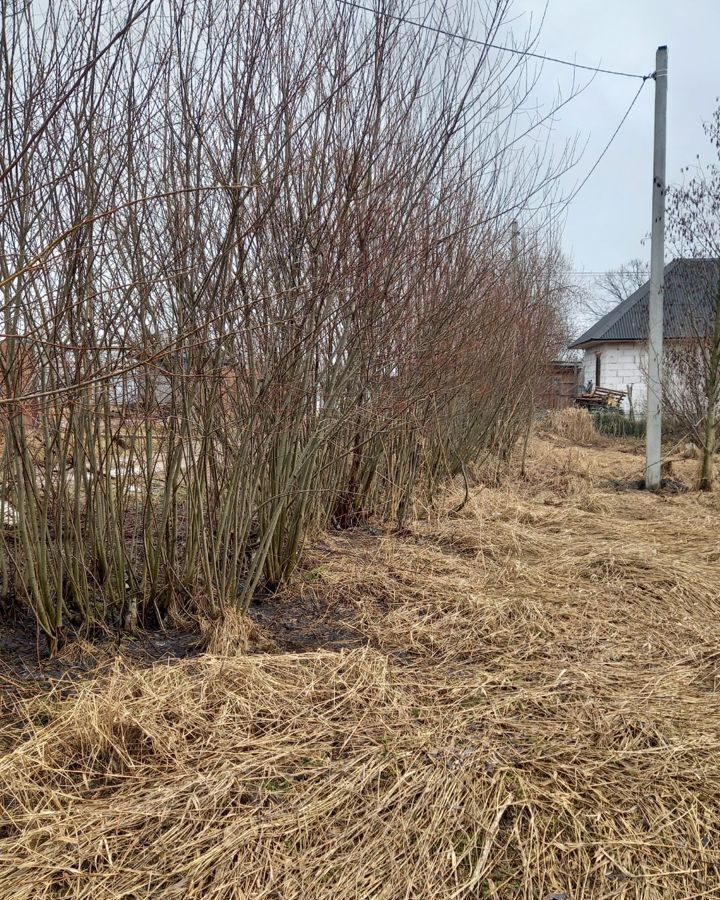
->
[595,353,602,388]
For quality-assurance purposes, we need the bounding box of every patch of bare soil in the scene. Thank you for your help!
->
[246,589,368,652]
[245,527,381,653]
[0,615,202,705]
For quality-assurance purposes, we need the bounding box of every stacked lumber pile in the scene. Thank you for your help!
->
[575,386,626,410]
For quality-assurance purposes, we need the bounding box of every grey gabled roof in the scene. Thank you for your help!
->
[569,258,720,349]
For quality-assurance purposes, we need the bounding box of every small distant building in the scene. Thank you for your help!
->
[568,258,720,413]
[541,359,582,409]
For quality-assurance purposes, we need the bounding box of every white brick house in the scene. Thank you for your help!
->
[577,344,646,413]
[569,259,719,413]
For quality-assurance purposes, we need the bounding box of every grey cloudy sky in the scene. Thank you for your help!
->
[506,0,719,280]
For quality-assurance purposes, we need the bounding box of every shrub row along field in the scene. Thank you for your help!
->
[0,0,569,646]
[1,436,719,898]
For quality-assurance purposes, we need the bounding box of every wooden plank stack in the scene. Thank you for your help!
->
[575,386,626,410]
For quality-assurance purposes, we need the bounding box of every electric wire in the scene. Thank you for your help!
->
[548,78,648,220]
[337,0,654,81]
[338,0,653,246]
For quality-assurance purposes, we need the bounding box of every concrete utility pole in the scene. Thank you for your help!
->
[645,45,668,489]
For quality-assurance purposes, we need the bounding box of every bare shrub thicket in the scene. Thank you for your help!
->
[663,105,720,490]
[0,0,570,646]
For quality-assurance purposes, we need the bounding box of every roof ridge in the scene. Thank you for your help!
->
[567,258,718,349]
[568,274,651,349]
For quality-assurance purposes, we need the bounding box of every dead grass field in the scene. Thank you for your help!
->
[1,434,720,899]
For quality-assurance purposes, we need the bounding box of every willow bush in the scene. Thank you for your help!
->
[0,0,574,648]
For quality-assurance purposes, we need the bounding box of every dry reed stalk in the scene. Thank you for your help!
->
[543,407,600,446]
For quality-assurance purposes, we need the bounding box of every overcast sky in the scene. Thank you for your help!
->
[503,0,719,283]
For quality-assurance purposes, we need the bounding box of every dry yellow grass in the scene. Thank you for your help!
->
[1,437,720,898]
[542,407,600,445]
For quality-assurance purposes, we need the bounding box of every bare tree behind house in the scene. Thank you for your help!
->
[584,258,650,318]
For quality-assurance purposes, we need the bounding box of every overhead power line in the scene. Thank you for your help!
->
[568,271,649,276]
[337,0,653,80]
[430,75,647,248]
[545,78,648,225]
[337,0,653,262]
